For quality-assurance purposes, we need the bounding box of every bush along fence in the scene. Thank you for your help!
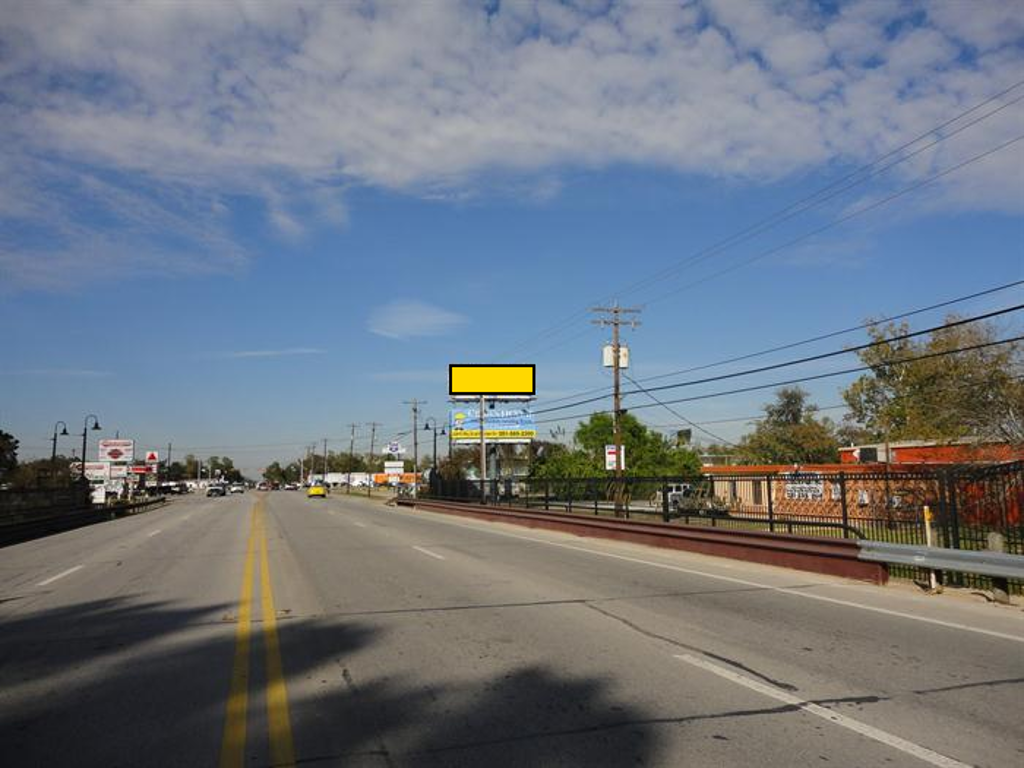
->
[427,461,1024,593]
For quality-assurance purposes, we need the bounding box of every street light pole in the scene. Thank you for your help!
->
[51,421,69,464]
[79,415,101,481]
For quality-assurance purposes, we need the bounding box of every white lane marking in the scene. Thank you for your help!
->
[674,654,970,768]
[393,508,1024,644]
[147,529,162,537]
[352,521,367,528]
[412,545,446,560]
[37,565,83,586]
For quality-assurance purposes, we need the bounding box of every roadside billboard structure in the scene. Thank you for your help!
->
[449,364,536,502]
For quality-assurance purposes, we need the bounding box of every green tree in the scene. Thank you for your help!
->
[737,387,839,464]
[842,316,1023,444]
[532,413,701,478]
[0,430,18,482]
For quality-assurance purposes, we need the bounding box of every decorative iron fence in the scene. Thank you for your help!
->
[427,462,1024,592]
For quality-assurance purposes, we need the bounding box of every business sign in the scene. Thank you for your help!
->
[449,406,536,444]
[110,464,129,479]
[384,461,405,476]
[145,451,159,463]
[385,442,406,456]
[449,364,535,400]
[605,445,625,471]
[129,465,155,475]
[75,462,111,481]
[98,439,134,463]
[784,472,824,501]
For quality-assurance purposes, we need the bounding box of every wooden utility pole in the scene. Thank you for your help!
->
[591,303,641,517]
[366,422,382,497]
[403,400,425,497]
[346,423,359,493]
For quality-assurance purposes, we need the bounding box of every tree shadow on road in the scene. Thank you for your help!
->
[0,595,671,767]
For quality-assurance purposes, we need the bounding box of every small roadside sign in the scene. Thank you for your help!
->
[145,451,159,463]
[605,445,625,471]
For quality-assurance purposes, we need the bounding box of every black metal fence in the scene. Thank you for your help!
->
[428,462,1024,591]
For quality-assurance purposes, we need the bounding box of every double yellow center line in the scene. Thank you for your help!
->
[220,497,296,768]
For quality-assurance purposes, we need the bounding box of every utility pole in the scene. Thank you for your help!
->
[346,423,358,493]
[166,442,172,484]
[366,422,382,498]
[592,302,641,517]
[322,438,328,482]
[403,400,425,497]
[479,394,487,503]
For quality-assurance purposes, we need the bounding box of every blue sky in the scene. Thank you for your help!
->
[1,1,1022,475]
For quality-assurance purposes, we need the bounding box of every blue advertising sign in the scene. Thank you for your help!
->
[449,406,536,444]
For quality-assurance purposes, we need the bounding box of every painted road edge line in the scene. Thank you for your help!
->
[148,529,162,537]
[412,545,446,560]
[393,507,1024,644]
[673,654,970,768]
[258,502,297,768]
[37,565,83,586]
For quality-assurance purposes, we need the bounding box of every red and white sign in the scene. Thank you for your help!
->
[110,464,129,479]
[129,465,155,475]
[99,439,134,463]
[145,451,159,463]
[604,444,625,471]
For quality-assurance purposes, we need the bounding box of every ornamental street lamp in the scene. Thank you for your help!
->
[51,421,69,464]
[79,415,102,478]
[423,418,447,471]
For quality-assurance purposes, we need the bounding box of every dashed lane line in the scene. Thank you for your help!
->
[387,507,1024,644]
[412,545,446,561]
[36,565,83,586]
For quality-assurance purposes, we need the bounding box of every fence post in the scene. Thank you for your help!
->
[662,477,670,523]
[766,474,775,533]
[567,480,574,514]
[839,472,849,539]
[988,532,1011,605]
[544,480,550,511]
[590,479,598,515]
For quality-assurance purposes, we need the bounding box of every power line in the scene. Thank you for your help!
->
[622,371,737,447]
[535,303,1023,415]
[497,80,1024,361]
[535,278,1024,408]
[533,333,1024,425]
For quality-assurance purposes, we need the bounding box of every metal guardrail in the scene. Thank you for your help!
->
[859,541,1024,581]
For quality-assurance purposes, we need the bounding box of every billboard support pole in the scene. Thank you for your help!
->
[479,395,487,504]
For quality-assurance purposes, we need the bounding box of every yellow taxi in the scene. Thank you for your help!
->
[306,483,328,499]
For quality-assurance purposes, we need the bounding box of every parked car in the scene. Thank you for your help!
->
[307,483,327,499]
[284,483,299,491]
[229,483,245,494]
[206,484,226,497]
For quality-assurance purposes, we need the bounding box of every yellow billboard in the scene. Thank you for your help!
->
[449,364,535,398]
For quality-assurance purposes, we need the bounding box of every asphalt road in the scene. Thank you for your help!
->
[1,491,1022,767]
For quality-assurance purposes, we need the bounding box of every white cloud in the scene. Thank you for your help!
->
[368,369,445,383]
[1,1,1023,290]
[221,348,325,359]
[3,368,113,378]
[368,300,468,340]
